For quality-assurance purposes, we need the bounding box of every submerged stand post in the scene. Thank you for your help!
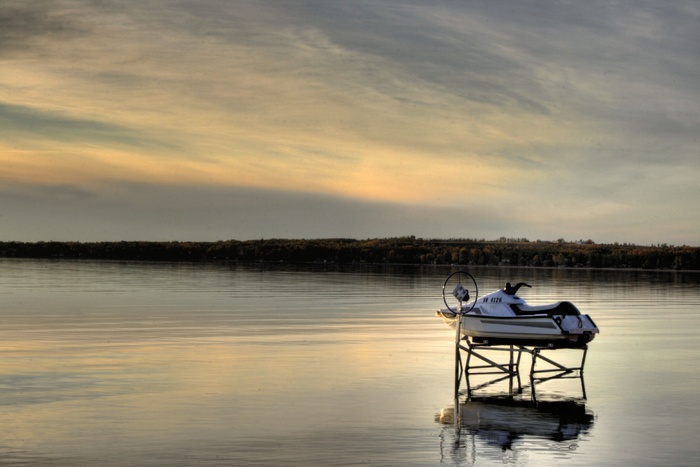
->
[453,307,463,399]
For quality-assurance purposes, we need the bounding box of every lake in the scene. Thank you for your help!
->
[1,259,699,466]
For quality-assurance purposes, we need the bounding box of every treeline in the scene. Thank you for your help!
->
[1,237,699,270]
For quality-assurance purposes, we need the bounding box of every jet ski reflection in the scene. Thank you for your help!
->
[436,395,594,450]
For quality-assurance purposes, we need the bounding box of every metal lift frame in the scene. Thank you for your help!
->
[453,322,588,401]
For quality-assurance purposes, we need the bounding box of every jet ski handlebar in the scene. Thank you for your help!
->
[503,282,532,295]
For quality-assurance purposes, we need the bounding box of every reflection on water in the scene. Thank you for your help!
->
[437,395,594,461]
[1,259,699,465]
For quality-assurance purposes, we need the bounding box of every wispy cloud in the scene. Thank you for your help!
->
[0,0,87,58]
[0,103,179,150]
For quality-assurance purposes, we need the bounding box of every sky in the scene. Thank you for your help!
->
[1,0,698,245]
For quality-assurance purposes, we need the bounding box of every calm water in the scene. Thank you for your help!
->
[1,259,699,466]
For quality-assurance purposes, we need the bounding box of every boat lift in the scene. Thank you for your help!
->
[454,339,588,400]
[447,272,589,401]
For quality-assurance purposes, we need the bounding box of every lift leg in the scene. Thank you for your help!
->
[455,340,523,398]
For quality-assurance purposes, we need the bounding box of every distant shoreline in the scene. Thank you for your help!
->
[2,238,699,271]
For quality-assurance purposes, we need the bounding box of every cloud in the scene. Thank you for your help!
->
[0,0,698,244]
[0,0,87,58]
[0,103,180,150]
[0,181,511,241]
[1,179,695,245]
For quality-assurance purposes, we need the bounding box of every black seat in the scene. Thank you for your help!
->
[510,301,580,316]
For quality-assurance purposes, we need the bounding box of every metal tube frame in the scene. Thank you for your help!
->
[454,336,588,401]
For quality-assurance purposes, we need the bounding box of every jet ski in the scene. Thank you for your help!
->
[436,271,599,348]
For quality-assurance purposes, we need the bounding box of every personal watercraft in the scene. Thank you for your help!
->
[436,271,599,348]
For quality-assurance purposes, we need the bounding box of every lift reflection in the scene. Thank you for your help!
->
[437,394,595,453]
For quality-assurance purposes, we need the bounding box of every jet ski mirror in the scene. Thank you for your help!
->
[452,283,469,302]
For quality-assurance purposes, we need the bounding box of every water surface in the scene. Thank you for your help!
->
[1,260,699,465]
